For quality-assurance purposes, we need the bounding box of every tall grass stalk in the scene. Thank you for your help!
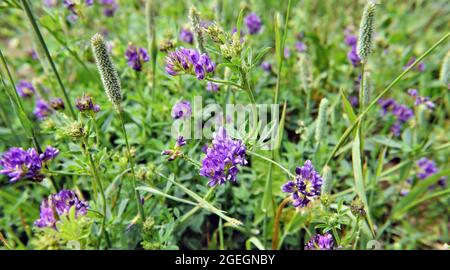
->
[146,0,158,98]
[324,31,450,166]
[91,33,146,224]
[20,0,76,119]
[81,137,110,248]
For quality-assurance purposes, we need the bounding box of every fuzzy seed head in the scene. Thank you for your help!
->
[357,1,376,63]
[298,54,313,92]
[91,33,122,111]
[321,166,333,196]
[315,98,329,144]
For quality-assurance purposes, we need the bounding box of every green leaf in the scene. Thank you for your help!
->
[391,169,450,220]
[340,89,357,124]
[245,237,265,250]
[137,186,197,206]
[352,128,375,237]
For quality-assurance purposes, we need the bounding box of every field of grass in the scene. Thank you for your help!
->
[0,0,449,250]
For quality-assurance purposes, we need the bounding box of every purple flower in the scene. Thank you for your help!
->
[284,47,291,59]
[34,99,52,120]
[392,104,413,122]
[165,47,215,80]
[344,29,361,67]
[35,189,88,229]
[379,98,413,137]
[349,95,359,107]
[245,13,262,35]
[206,82,219,92]
[408,89,435,110]
[404,57,425,72]
[85,0,94,6]
[0,146,58,183]
[176,136,186,147]
[347,47,361,67]
[40,146,60,162]
[75,94,99,113]
[171,100,192,119]
[63,0,76,12]
[43,0,58,7]
[305,233,334,250]
[16,80,35,98]
[162,136,186,161]
[261,61,272,73]
[49,98,65,111]
[295,41,307,52]
[416,158,447,189]
[125,44,150,72]
[378,98,397,116]
[179,28,194,44]
[200,127,247,187]
[30,49,39,60]
[100,0,118,17]
[416,158,438,180]
[281,160,323,208]
[67,13,78,24]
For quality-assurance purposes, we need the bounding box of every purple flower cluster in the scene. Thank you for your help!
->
[62,0,93,23]
[125,44,150,72]
[344,28,361,67]
[245,13,262,35]
[281,160,323,208]
[43,0,58,7]
[76,94,100,113]
[305,233,334,250]
[171,100,192,119]
[261,61,272,73]
[0,146,59,183]
[49,97,65,111]
[206,82,219,92]
[407,89,435,110]
[295,41,307,53]
[416,158,447,188]
[165,48,215,80]
[378,98,413,136]
[34,99,52,120]
[179,28,194,44]
[100,0,118,17]
[200,127,247,187]
[35,189,88,229]
[16,80,35,98]
[404,57,425,72]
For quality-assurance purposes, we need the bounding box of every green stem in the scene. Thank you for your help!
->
[324,32,450,166]
[81,138,110,249]
[178,187,215,225]
[118,110,146,223]
[247,150,295,178]
[20,0,76,119]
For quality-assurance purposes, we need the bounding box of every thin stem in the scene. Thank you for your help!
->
[81,137,110,249]
[324,32,450,166]
[90,113,101,147]
[247,150,295,178]
[118,110,146,222]
[20,0,76,119]
[177,187,215,226]
[272,196,292,250]
[206,77,244,90]
[218,218,224,250]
